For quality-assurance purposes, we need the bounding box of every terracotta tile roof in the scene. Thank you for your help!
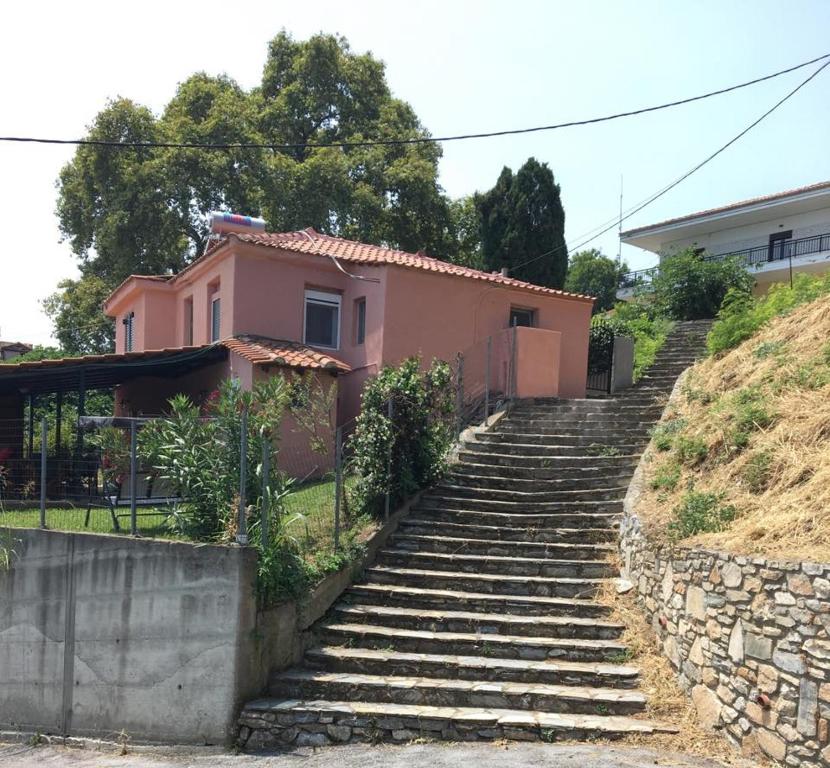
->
[223,335,351,372]
[233,229,592,301]
[622,180,830,237]
[180,228,592,303]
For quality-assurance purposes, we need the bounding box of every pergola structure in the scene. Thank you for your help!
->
[0,345,228,498]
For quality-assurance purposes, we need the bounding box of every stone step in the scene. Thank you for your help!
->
[476,432,650,446]
[376,549,615,579]
[493,426,654,439]
[418,494,624,514]
[391,533,615,560]
[302,646,636,688]
[330,603,624,640]
[452,460,637,479]
[466,441,646,457]
[317,623,625,662]
[444,472,634,493]
[456,451,640,469]
[504,412,662,424]
[431,483,628,503]
[411,505,621,528]
[343,584,611,618]
[239,699,675,747]
[363,565,606,599]
[271,670,646,716]
[398,519,617,544]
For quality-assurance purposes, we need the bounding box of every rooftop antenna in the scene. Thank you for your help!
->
[617,174,623,264]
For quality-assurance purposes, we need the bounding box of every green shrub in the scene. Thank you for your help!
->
[676,435,708,466]
[721,388,774,453]
[670,489,737,539]
[708,272,830,355]
[650,460,681,491]
[348,357,455,518]
[650,417,686,451]
[753,340,786,360]
[742,451,772,494]
[607,300,674,380]
[651,248,753,321]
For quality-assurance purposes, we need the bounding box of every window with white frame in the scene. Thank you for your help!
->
[304,289,341,349]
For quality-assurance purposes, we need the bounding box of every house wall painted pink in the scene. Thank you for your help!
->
[105,235,594,427]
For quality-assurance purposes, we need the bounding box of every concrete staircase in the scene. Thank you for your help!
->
[239,320,713,748]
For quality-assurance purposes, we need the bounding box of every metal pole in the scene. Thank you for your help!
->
[384,399,393,522]
[236,407,249,545]
[129,420,137,536]
[333,426,343,552]
[261,434,270,550]
[455,352,464,436]
[511,324,518,400]
[39,418,47,529]
[484,336,491,422]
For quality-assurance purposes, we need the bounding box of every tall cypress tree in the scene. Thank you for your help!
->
[475,158,567,288]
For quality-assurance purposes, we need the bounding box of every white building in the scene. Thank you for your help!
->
[618,180,830,299]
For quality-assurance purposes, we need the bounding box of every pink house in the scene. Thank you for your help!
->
[103,227,594,428]
[0,228,593,487]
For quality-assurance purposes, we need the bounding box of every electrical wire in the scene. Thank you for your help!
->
[506,56,830,276]
[1,52,828,151]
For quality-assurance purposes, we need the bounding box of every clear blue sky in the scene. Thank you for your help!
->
[2,0,829,345]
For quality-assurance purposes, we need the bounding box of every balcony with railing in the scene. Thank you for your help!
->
[618,231,830,291]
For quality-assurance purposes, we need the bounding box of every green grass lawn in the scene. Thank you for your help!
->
[0,505,182,538]
[0,475,360,546]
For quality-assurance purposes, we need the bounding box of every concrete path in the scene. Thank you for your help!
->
[0,741,753,768]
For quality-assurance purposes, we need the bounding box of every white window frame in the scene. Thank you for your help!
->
[303,289,341,350]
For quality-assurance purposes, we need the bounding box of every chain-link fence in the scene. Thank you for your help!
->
[0,332,518,555]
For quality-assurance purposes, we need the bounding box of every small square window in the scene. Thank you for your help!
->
[304,290,341,349]
[509,307,535,328]
[355,298,366,345]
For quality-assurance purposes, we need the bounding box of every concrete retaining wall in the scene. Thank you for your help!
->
[0,529,260,745]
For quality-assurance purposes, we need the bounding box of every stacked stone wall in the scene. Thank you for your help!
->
[621,500,830,765]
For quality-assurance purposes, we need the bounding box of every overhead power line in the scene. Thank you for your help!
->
[507,56,830,276]
[1,52,828,151]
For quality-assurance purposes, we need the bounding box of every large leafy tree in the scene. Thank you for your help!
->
[565,249,629,313]
[52,31,454,353]
[475,158,568,288]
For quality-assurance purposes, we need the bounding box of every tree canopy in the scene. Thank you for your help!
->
[474,158,568,288]
[651,248,754,320]
[564,248,628,313]
[52,31,457,353]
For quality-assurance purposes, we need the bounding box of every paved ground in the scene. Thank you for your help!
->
[0,741,754,768]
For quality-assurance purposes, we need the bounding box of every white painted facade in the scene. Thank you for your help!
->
[618,182,830,299]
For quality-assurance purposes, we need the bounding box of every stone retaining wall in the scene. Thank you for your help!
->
[621,452,830,765]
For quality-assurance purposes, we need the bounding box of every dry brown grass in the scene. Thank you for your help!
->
[638,294,830,563]
[597,576,767,766]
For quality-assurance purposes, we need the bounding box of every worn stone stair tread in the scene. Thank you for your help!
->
[434,484,630,498]
[400,519,617,542]
[334,603,623,631]
[365,565,607,588]
[321,623,625,651]
[305,646,637,679]
[242,698,676,735]
[273,669,646,705]
[346,583,608,611]
[392,533,615,554]
[379,548,610,569]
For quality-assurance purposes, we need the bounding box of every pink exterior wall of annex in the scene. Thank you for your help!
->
[381,266,592,398]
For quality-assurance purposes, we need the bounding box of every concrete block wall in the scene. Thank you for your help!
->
[0,528,260,745]
[621,508,830,766]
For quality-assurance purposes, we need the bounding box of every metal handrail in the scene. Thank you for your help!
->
[619,231,830,288]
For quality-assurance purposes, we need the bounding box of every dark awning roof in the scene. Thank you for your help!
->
[0,345,228,396]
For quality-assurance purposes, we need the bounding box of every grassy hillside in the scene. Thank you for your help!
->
[639,293,830,562]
